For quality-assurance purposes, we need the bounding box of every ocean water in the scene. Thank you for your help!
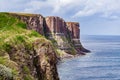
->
[57,35,120,80]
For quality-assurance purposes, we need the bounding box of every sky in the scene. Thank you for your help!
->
[0,0,120,35]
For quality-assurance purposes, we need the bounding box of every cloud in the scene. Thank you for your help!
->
[52,0,86,14]
[0,0,30,12]
[72,0,120,19]
[0,0,120,19]
[23,0,56,13]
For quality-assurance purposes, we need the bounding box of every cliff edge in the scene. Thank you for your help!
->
[0,12,89,80]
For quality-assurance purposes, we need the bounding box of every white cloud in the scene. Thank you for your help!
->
[23,0,56,13]
[0,0,30,12]
[0,0,120,19]
[72,0,120,18]
[52,0,86,14]
[53,0,74,13]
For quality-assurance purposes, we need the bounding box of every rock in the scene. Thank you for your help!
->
[10,13,44,35]
[10,13,89,53]
[0,12,90,80]
[66,22,90,53]
[66,22,80,39]
[33,39,59,80]
[4,38,59,80]
[45,16,70,50]
[66,22,81,46]
[45,16,67,36]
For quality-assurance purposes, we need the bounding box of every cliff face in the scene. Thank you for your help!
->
[10,14,74,53]
[66,22,90,53]
[0,13,59,80]
[0,12,89,80]
[45,17,69,49]
[33,39,59,80]
[45,16,88,55]
[66,22,80,39]
[66,22,81,48]
[10,13,88,54]
[7,39,59,80]
[45,16,67,36]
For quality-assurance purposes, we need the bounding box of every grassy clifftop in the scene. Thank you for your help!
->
[0,13,43,52]
[0,13,41,79]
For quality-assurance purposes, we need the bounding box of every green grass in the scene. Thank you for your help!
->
[24,75,34,80]
[0,12,77,79]
[0,12,45,79]
[0,13,43,52]
[23,66,30,74]
[8,12,42,17]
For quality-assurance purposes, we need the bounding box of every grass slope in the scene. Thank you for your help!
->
[0,12,45,80]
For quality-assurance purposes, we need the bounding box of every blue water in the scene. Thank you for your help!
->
[57,35,120,80]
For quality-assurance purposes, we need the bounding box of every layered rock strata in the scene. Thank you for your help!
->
[45,16,70,51]
[45,16,89,54]
[10,13,89,54]
[66,22,90,53]
[1,12,90,80]
[45,16,67,36]
[66,22,80,46]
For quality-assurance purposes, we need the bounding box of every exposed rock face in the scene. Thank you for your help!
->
[0,13,89,80]
[66,22,81,46]
[11,13,44,35]
[45,16,89,55]
[66,22,80,39]
[0,13,60,80]
[66,22,90,53]
[45,16,70,51]
[33,39,59,80]
[5,38,59,80]
[10,13,89,54]
[45,16,67,36]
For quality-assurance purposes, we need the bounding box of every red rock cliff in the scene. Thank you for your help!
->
[2,12,89,80]
[45,16,67,36]
[66,22,80,39]
[66,22,90,53]
[10,13,89,55]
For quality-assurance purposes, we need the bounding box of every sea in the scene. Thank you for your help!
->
[57,35,120,80]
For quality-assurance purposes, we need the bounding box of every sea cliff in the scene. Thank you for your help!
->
[0,12,89,80]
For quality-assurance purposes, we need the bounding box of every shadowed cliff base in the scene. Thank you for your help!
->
[0,12,90,80]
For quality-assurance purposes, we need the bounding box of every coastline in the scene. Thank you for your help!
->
[0,12,89,80]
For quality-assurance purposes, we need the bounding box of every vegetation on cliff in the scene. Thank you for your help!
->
[0,12,89,80]
[0,13,59,80]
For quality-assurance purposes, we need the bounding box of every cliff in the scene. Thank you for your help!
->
[45,16,77,57]
[45,16,67,36]
[0,13,59,80]
[45,16,89,56]
[66,22,90,53]
[0,12,89,80]
[9,13,44,35]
